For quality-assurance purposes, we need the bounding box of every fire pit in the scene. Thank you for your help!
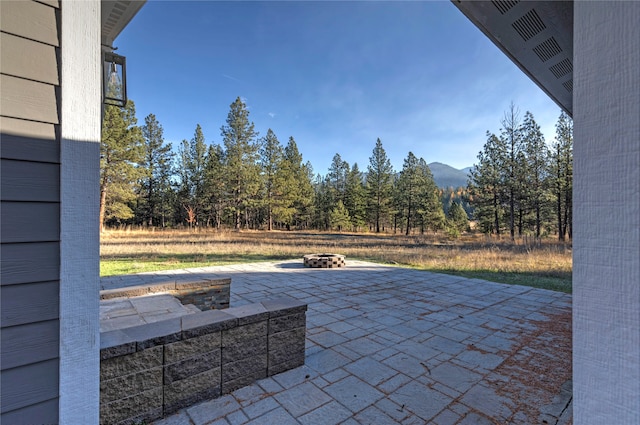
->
[303,253,346,268]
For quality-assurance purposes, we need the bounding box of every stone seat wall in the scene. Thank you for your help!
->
[100,278,231,311]
[99,298,307,425]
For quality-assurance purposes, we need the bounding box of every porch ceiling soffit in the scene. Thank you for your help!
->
[452,0,573,116]
[101,0,146,47]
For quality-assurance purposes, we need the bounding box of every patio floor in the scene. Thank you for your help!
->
[101,260,572,425]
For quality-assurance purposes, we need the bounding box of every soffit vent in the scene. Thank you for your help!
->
[532,37,562,62]
[512,9,546,41]
[491,0,519,15]
[549,58,573,79]
[562,79,573,93]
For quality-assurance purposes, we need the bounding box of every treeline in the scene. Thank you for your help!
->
[100,97,571,239]
[468,103,573,240]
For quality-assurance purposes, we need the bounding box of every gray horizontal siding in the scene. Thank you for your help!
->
[1,202,60,243]
[0,159,60,202]
[0,359,59,413]
[1,319,59,370]
[1,281,59,327]
[0,242,59,286]
[1,0,61,420]
[0,398,58,425]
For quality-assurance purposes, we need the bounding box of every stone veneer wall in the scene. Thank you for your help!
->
[99,298,307,425]
[100,278,231,311]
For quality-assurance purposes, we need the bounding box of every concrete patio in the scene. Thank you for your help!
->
[101,260,572,425]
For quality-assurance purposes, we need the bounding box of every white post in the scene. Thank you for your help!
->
[573,1,640,423]
[59,0,101,422]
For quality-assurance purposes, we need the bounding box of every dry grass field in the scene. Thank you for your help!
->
[100,229,572,293]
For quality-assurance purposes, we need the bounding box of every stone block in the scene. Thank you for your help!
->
[100,330,136,360]
[222,336,268,363]
[163,368,222,416]
[268,341,306,366]
[164,350,221,384]
[222,321,268,347]
[100,346,163,380]
[222,354,268,382]
[269,327,306,348]
[181,310,237,338]
[262,298,308,318]
[268,353,305,376]
[269,312,306,334]
[100,366,163,404]
[222,370,268,395]
[164,332,221,364]
[121,318,182,350]
[100,386,163,425]
[226,302,269,325]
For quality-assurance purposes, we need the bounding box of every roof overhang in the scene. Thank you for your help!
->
[101,0,146,47]
[452,0,573,116]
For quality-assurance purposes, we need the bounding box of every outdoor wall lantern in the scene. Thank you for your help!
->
[103,51,127,107]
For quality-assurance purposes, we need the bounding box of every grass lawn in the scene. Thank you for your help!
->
[101,229,572,293]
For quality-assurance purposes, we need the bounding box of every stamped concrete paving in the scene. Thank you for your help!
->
[101,260,572,425]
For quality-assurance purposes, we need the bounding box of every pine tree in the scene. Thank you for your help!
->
[366,138,394,233]
[284,137,314,229]
[329,200,351,231]
[259,129,288,230]
[203,143,225,228]
[468,132,505,235]
[138,113,173,227]
[521,111,550,237]
[416,158,446,233]
[100,101,143,231]
[500,102,524,240]
[176,124,208,226]
[344,163,367,231]
[397,152,423,235]
[550,111,573,240]
[447,201,469,234]
[327,153,349,207]
[220,97,260,230]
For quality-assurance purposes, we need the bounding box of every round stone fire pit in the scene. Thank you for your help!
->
[303,253,346,268]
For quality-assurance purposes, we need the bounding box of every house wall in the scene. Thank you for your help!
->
[573,1,640,423]
[0,1,62,423]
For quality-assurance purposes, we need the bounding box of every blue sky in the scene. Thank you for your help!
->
[116,1,564,174]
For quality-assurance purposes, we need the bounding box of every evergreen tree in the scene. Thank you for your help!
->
[138,113,173,227]
[550,111,573,240]
[366,138,394,233]
[500,102,524,240]
[203,143,225,228]
[220,97,260,230]
[468,132,505,235]
[329,200,351,231]
[416,158,445,233]
[344,163,367,231]
[176,124,208,226]
[100,101,143,231]
[284,137,315,229]
[258,129,289,230]
[447,201,469,234]
[521,111,550,237]
[327,153,349,207]
[397,152,423,235]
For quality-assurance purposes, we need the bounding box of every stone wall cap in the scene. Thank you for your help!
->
[121,317,182,350]
[100,329,137,359]
[175,277,231,290]
[100,281,177,299]
[261,298,308,317]
[181,310,238,338]
[226,303,269,325]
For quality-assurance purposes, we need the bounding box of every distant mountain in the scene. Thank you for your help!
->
[428,162,471,188]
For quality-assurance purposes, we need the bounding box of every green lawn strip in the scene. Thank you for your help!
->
[101,255,572,294]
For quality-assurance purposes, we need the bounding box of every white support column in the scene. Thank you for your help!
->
[573,2,640,424]
[59,0,101,422]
